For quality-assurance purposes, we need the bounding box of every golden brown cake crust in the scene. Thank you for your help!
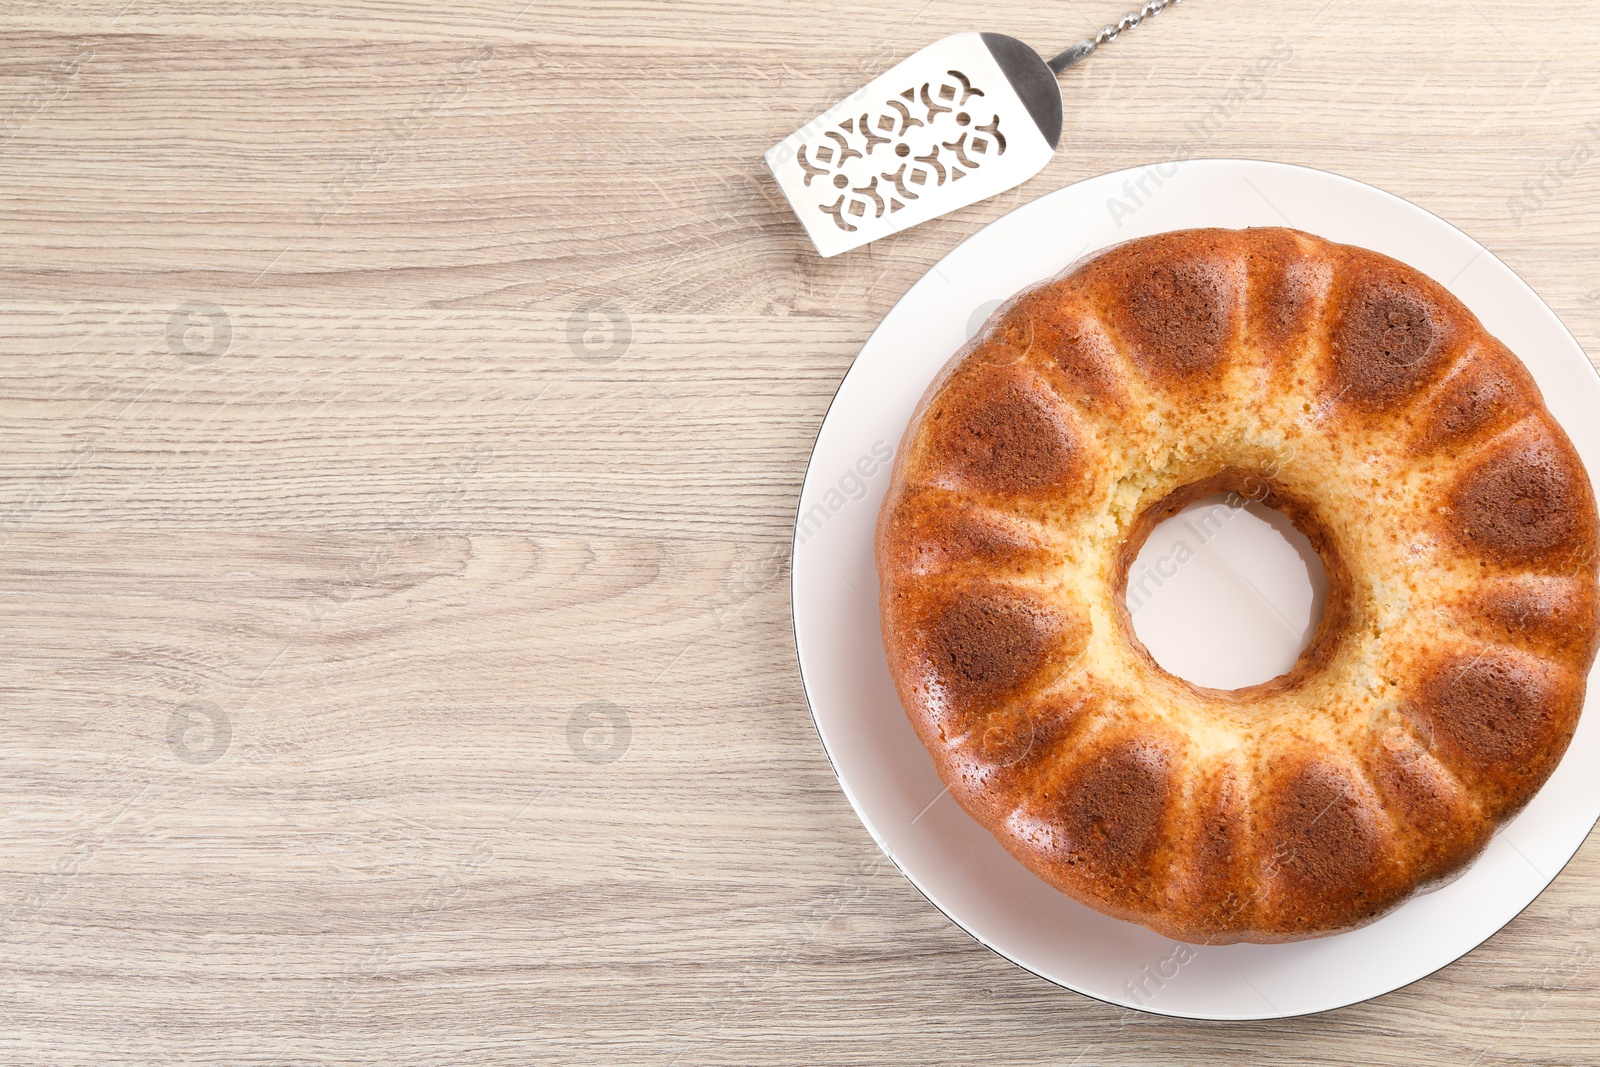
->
[874,227,1600,944]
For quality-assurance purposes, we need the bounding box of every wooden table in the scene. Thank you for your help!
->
[3,1,1598,1062]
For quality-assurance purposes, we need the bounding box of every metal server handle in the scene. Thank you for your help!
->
[1048,0,1190,74]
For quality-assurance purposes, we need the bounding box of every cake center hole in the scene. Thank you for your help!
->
[1126,494,1328,690]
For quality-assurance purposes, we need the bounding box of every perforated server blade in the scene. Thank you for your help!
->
[763,2,1189,257]
[764,34,1059,259]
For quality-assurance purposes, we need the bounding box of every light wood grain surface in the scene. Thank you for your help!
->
[3,0,1600,1063]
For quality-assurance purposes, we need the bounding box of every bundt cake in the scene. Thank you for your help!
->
[875,227,1600,943]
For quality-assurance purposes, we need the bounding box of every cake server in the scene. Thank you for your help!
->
[763,0,1189,258]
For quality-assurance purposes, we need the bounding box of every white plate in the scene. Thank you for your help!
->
[790,159,1600,1020]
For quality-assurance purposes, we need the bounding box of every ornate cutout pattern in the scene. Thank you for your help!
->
[799,69,1008,232]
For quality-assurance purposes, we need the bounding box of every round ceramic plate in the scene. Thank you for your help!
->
[789,159,1600,1020]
